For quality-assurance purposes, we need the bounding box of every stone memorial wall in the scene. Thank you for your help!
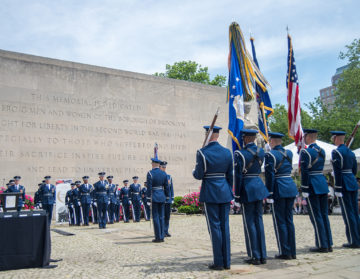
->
[0,50,229,195]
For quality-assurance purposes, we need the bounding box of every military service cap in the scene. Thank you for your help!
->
[268,132,285,138]
[203,125,222,133]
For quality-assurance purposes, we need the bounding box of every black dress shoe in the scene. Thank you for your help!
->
[343,243,360,248]
[244,258,261,265]
[224,266,230,270]
[275,254,292,260]
[260,258,267,264]
[208,264,224,270]
[152,239,162,243]
[309,247,328,253]
[328,247,333,252]
[291,255,297,259]
[165,233,171,237]
[50,258,63,263]
[160,239,165,242]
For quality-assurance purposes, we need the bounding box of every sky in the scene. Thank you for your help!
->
[1,0,359,107]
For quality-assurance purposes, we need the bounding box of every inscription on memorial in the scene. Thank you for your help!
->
[0,50,228,194]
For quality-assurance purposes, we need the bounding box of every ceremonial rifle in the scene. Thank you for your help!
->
[202,107,220,148]
[345,120,360,148]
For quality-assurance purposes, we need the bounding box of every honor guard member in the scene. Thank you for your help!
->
[107,176,117,224]
[147,158,169,243]
[65,183,76,225]
[193,125,233,270]
[91,186,98,224]
[73,181,83,226]
[265,132,298,259]
[300,129,333,252]
[40,176,56,224]
[160,161,174,237]
[120,180,131,222]
[141,182,150,221]
[129,176,142,222]
[79,176,93,226]
[34,183,43,209]
[114,184,121,222]
[7,176,26,211]
[234,129,268,265]
[331,131,360,248]
[93,172,109,229]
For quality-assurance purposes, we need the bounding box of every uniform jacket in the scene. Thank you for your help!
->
[79,184,93,204]
[300,143,329,195]
[34,189,41,206]
[65,189,75,206]
[40,184,56,205]
[115,188,121,205]
[72,188,81,206]
[332,144,358,192]
[129,183,141,202]
[265,145,298,199]
[141,187,147,202]
[234,142,269,203]
[120,187,131,205]
[193,141,234,204]
[165,174,174,204]
[7,184,26,207]
[146,167,169,203]
[93,180,109,204]
[107,184,117,204]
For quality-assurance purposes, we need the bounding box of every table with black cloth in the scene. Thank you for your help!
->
[0,210,50,271]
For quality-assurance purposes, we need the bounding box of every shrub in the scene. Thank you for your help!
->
[24,194,34,210]
[173,196,184,208]
[178,205,202,215]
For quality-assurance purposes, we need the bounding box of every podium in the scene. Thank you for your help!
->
[0,210,50,270]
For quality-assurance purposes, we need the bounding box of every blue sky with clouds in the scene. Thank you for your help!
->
[1,0,359,107]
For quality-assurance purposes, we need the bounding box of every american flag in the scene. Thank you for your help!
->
[287,35,304,150]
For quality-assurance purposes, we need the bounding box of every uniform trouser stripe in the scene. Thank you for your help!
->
[271,203,282,255]
[241,203,253,258]
[203,203,213,250]
[307,197,321,247]
[339,196,353,244]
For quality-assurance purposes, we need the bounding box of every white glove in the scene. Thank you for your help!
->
[171,200,174,204]
[266,199,274,204]
[120,202,122,206]
[39,203,42,208]
[335,192,343,198]
[93,202,97,207]
[234,202,241,207]
[129,201,132,205]
[108,201,110,205]
[302,192,309,198]
[78,202,81,206]
[147,202,151,206]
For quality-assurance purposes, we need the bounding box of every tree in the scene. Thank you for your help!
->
[154,61,227,87]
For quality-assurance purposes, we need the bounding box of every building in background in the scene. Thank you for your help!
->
[319,65,349,110]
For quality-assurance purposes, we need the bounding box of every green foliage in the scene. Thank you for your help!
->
[173,196,184,208]
[154,60,226,87]
[177,205,202,214]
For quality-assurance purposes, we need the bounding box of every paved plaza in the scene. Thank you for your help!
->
[2,214,360,278]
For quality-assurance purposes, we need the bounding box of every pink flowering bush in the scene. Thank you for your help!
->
[24,194,35,210]
[178,192,203,214]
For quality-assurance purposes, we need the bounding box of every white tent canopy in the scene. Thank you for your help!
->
[284,140,337,172]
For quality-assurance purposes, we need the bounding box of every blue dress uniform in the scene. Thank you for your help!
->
[91,188,98,224]
[39,176,56,224]
[331,131,360,248]
[7,176,26,211]
[234,129,268,265]
[160,161,175,237]
[93,172,109,229]
[120,181,131,222]
[65,184,76,225]
[114,185,121,222]
[107,176,117,224]
[141,183,150,221]
[129,176,142,222]
[79,176,93,226]
[34,184,42,208]
[265,132,298,259]
[193,126,234,270]
[147,158,169,242]
[73,182,82,226]
[300,129,333,252]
